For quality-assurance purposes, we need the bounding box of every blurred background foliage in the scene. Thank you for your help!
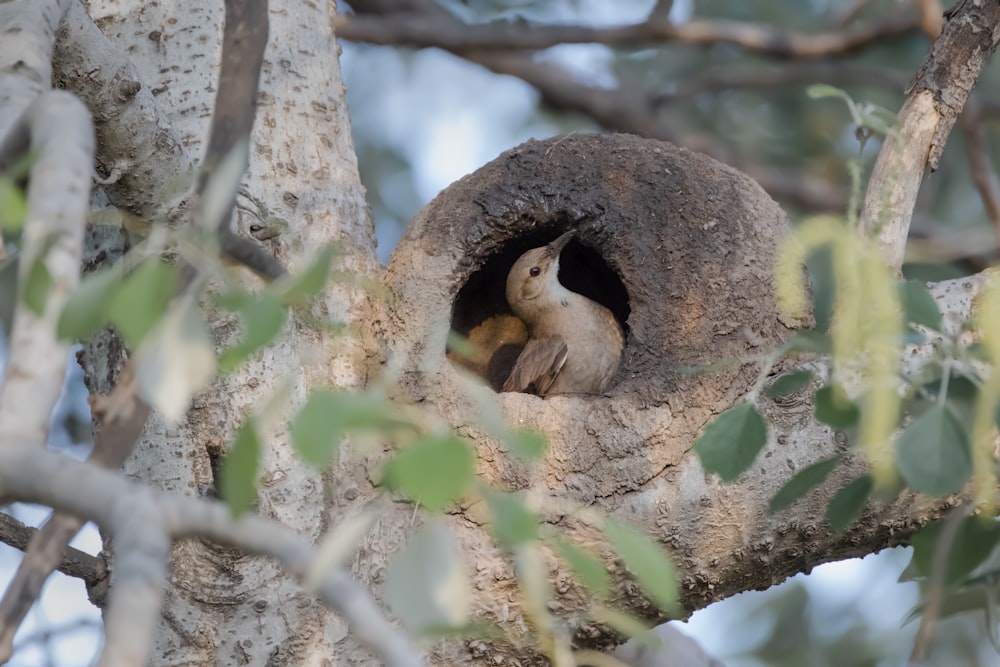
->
[339,0,1000,664]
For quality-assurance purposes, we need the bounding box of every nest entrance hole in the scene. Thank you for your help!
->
[449,229,630,390]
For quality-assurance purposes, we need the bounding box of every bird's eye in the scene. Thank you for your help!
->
[529,266,541,277]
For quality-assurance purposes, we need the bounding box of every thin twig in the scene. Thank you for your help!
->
[908,503,971,665]
[336,10,922,60]
[961,109,1000,250]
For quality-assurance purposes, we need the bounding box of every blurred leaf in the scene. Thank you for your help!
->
[694,403,768,482]
[218,291,287,372]
[806,84,851,101]
[21,257,52,315]
[290,389,405,468]
[290,390,346,468]
[603,518,677,612]
[909,516,1000,587]
[220,420,261,516]
[784,330,832,354]
[769,454,844,513]
[592,606,657,647]
[826,474,872,533]
[200,138,248,231]
[896,405,971,497]
[485,490,538,547]
[0,178,26,231]
[281,244,336,305]
[551,536,610,599]
[382,435,474,512]
[57,267,122,340]
[806,246,835,333]
[900,280,942,331]
[765,370,813,398]
[303,509,378,592]
[515,542,551,624]
[109,259,178,347]
[814,384,860,429]
[904,586,991,626]
[133,298,216,422]
[507,429,547,461]
[386,518,471,633]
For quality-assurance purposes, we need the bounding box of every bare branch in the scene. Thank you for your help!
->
[196,0,286,281]
[0,363,149,663]
[0,0,69,137]
[0,446,427,667]
[0,513,102,583]
[336,10,923,60]
[908,503,971,665]
[961,109,1000,249]
[652,63,907,107]
[0,1,95,451]
[859,0,1000,272]
[468,51,847,211]
[53,1,191,219]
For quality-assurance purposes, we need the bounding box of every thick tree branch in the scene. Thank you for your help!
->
[196,0,286,281]
[344,0,848,212]
[0,363,150,663]
[0,0,94,448]
[859,0,1000,272]
[468,51,848,212]
[0,513,102,583]
[335,10,922,60]
[0,446,427,667]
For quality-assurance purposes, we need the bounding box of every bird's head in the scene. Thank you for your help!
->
[505,231,574,317]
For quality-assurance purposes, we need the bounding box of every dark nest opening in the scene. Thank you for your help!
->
[448,227,631,391]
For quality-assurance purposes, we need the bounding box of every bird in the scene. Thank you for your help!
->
[501,230,623,396]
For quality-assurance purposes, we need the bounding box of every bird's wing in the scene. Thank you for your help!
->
[501,336,569,396]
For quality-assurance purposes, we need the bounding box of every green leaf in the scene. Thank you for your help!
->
[218,291,287,372]
[784,330,832,354]
[814,384,860,429]
[133,298,216,422]
[602,518,677,612]
[909,516,1000,587]
[109,259,178,347]
[769,454,844,513]
[826,474,873,533]
[900,280,942,331]
[382,435,474,512]
[57,267,122,340]
[551,536,610,599]
[591,607,657,646]
[694,403,768,482]
[506,429,547,461]
[484,490,538,547]
[290,389,402,468]
[0,178,27,231]
[896,405,971,497]
[220,421,261,516]
[765,370,813,398]
[806,84,850,101]
[806,247,836,333]
[290,390,345,468]
[281,244,336,305]
[21,257,53,315]
[385,518,471,633]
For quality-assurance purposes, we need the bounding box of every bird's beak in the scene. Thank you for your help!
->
[548,230,575,256]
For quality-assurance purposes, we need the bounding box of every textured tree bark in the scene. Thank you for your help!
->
[73,0,382,664]
[382,134,959,663]
[32,2,978,666]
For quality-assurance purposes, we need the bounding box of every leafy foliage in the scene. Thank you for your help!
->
[381,435,475,512]
[694,402,768,482]
[220,420,262,516]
